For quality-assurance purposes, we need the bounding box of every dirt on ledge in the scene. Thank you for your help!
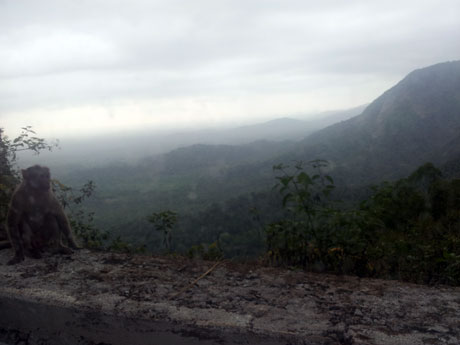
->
[0,248,459,345]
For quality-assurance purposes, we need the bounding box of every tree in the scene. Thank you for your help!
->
[266,160,337,267]
[147,210,178,252]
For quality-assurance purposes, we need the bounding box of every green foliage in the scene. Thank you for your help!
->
[169,193,276,259]
[266,160,338,267]
[53,179,143,252]
[266,160,460,285]
[147,210,178,252]
[187,241,223,260]
[360,168,460,284]
[0,127,58,227]
[106,236,146,254]
[273,159,334,213]
[52,179,108,249]
[1,126,58,167]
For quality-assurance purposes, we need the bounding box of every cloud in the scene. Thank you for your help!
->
[1,0,459,136]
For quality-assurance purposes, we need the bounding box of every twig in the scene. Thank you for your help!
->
[169,260,221,299]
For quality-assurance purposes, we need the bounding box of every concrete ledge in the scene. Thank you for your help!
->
[0,249,459,345]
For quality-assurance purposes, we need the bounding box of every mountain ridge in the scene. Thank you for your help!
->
[291,60,460,185]
[19,105,366,170]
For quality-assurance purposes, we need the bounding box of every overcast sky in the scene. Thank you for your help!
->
[1,0,459,138]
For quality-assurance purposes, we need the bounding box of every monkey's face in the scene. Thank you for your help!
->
[22,165,51,191]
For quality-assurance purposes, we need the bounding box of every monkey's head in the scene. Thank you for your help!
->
[22,165,51,191]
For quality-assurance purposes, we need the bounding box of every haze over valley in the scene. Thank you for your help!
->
[17,104,367,168]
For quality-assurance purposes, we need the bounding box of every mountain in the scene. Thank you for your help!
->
[196,104,367,144]
[19,105,366,170]
[290,61,460,185]
[142,58,460,190]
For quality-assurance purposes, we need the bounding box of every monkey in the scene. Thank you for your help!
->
[6,165,80,265]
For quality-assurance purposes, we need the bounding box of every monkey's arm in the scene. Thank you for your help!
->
[54,203,80,249]
[6,200,25,264]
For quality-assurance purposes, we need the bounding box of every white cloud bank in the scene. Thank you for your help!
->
[1,0,459,138]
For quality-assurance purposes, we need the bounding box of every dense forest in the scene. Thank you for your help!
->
[1,61,460,285]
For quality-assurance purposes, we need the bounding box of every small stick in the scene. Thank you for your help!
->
[169,260,221,299]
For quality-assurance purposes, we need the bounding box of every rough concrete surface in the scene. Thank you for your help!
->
[0,249,459,345]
